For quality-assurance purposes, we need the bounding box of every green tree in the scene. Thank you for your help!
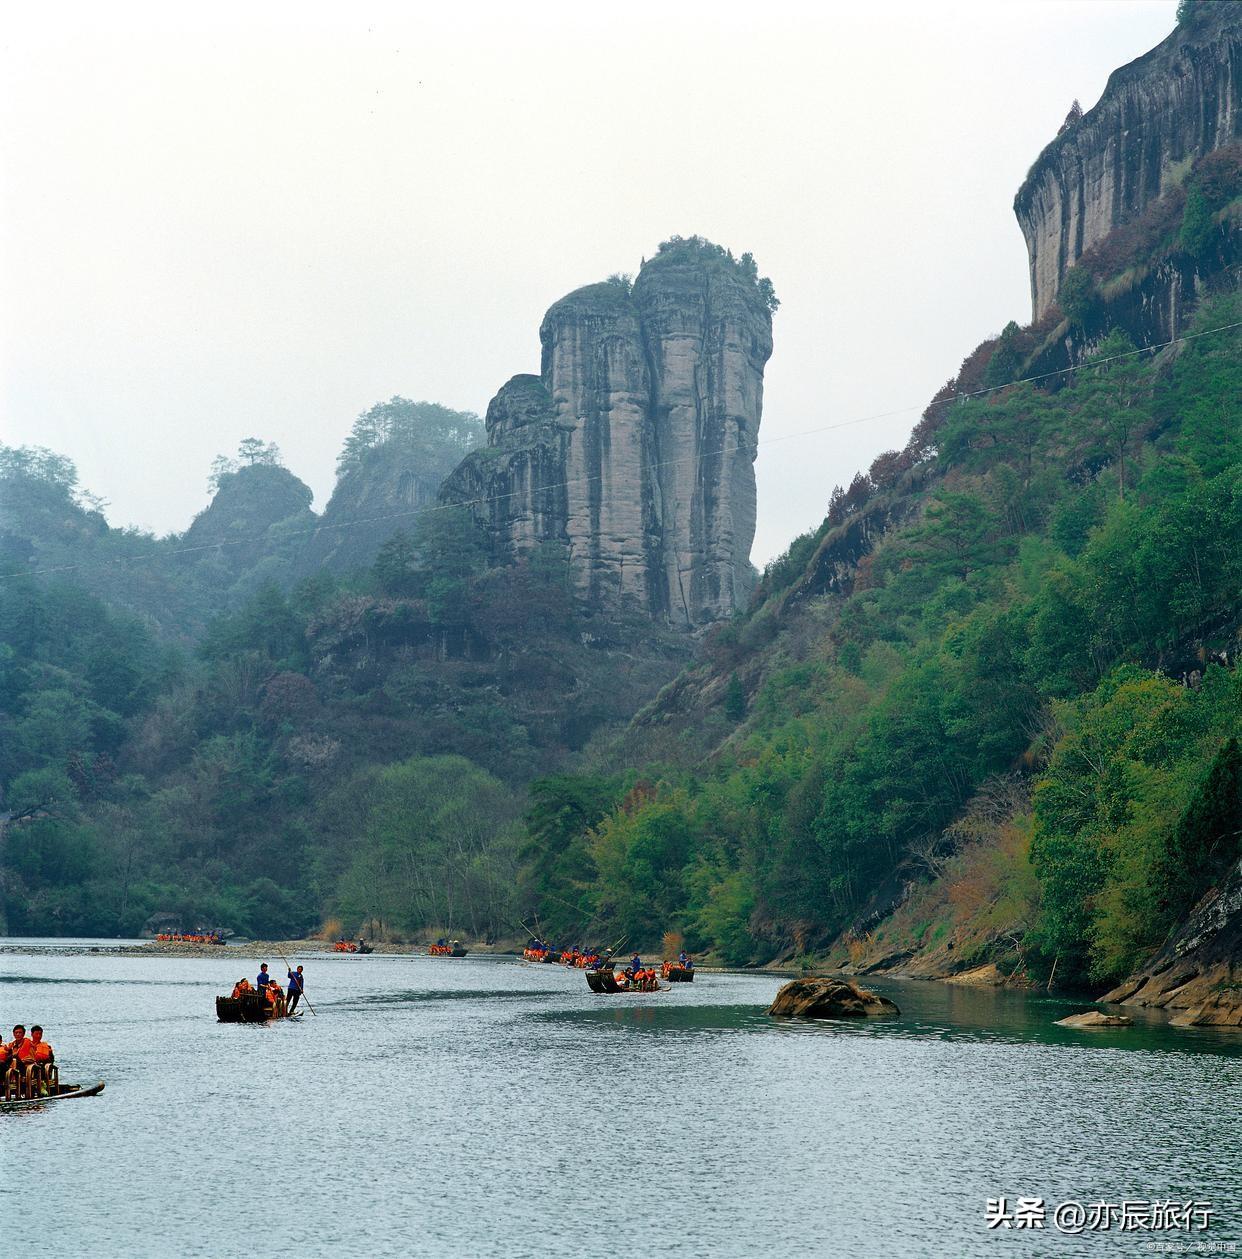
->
[236,437,282,467]
[1058,266,1098,328]
[724,672,747,722]
[373,530,420,597]
[519,774,620,932]
[336,398,483,478]
[1154,737,1242,930]
[414,508,488,623]
[336,756,520,938]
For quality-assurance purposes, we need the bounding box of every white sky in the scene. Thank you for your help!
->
[1,0,1177,565]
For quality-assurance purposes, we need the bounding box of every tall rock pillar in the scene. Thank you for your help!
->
[441,240,774,625]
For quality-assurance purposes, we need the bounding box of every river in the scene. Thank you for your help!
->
[1,940,1238,1257]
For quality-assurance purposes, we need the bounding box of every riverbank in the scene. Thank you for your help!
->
[0,938,518,959]
[0,937,799,977]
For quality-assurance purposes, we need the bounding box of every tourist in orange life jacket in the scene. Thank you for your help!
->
[10,1025,38,1091]
[28,1026,54,1092]
[0,1035,15,1099]
[231,978,248,999]
[29,1026,53,1065]
[8,1025,30,1072]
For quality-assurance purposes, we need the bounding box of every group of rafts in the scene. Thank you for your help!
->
[522,941,696,993]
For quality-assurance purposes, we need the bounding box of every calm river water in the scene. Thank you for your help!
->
[1,941,1238,1257]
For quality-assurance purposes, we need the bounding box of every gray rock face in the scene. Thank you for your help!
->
[298,399,484,576]
[1014,5,1241,320]
[299,454,444,575]
[441,247,773,625]
[438,374,573,565]
[1102,856,1242,1028]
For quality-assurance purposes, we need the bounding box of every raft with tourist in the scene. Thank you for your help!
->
[428,938,469,957]
[559,947,604,969]
[586,954,663,994]
[662,951,695,982]
[333,937,373,953]
[0,1023,103,1107]
[216,963,309,1022]
[153,930,226,945]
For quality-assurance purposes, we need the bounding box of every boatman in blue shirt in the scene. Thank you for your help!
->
[256,963,272,989]
[286,965,305,1014]
[627,953,642,977]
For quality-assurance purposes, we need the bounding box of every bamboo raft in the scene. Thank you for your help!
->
[428,945,469,957]
[215,993,301,1023]
[585,969,661,994]
[1,1076,105,1109]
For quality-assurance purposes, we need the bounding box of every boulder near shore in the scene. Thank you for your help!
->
[768,977,900,1019]
[1055,1011,1133,1029]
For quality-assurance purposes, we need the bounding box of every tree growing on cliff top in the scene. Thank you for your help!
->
[654,236,780,312]
[336,397,483,478]
[1176,0,1214,28]
[207,438,283,491]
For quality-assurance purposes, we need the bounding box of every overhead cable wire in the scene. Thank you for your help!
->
[3,317,1238,584]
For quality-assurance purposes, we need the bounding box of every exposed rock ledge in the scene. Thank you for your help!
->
[1101,857,1242,1029]
[768,977,900,1019]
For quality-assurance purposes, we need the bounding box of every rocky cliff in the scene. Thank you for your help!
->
[299,399,483,575]
[1015,3,1241,320]
[1103,856,1242,1027]
[441,240,774,625]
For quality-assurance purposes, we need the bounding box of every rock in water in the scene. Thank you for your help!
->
[1055,1011,1133,1029]
[441,240,774,626]
[767,977,900,1019]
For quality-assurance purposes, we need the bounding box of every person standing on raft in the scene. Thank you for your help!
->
[286,965,305,1014]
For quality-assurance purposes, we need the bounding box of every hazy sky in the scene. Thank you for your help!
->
[2,0,1177,565]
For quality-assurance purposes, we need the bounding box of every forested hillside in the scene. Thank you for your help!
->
[0,394,689,938]
[518,293,1241,990]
